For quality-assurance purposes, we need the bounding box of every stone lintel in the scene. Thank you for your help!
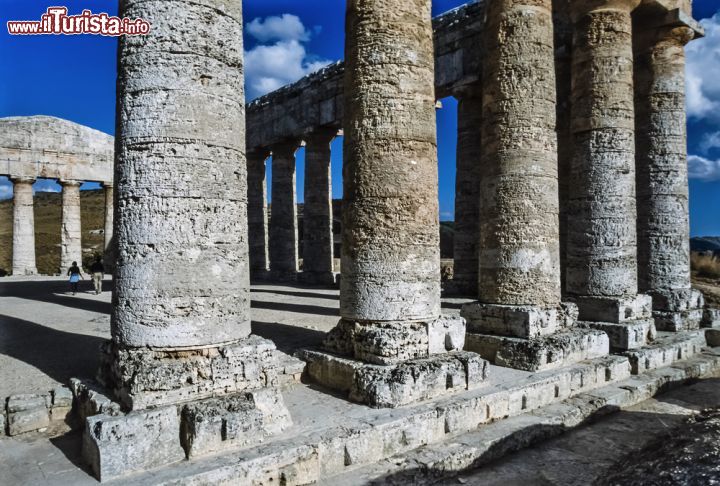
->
[322,316,466,366]
[460,302,578,339]
[579,319,656,351]
[573,294,652,324]
[98,335,304,411]
[464,328,610,372]
[298,349,488,408]
[636,7,704,38]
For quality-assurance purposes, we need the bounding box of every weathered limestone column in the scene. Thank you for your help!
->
[11,177,37,275]
[451,88,482,297]
[301,0,488,408]
[635,21,704,331]
[302,128,336,285]
[59,179,82,272]
[247,149,270,278]
[461,0,609,371]
[102,182,114,273]
[269,140,300,279]
[566,0,656,350]
[81,2,296,479]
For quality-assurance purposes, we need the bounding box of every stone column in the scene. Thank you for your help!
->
[451,88,481,297]
[301,0,487,409]
[59,179,82,273]
[102,183,114,273]
[269,141,300,279]
[566,0,655,350]
[247,149,270,279]
[461,0,609,371]
[302,128,336,285]
[635,22,704,331]
[82,1,296,479]
[11,177,37,275]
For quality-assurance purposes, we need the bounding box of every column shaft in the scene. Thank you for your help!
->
[11,177,37,275]
[269,142,300,276]
[60,180,82,272]
[478,0,561,306]
[247,150,270,276]
[635,23,704,328]
[103,183,114,272]
[452,90,482,296]
[303,130,335,283]
[113,0,249,349]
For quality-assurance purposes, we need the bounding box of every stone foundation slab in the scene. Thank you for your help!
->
[580,319,656,351]
[621,330,707,374]
[460,302,577,339]
[653,308,704,332]
[573,294,652,324]
[649,288,704,312]
[464,328,610,372]
[298,350,489,408]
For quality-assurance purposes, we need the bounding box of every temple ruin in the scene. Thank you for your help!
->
[1,0,720,484]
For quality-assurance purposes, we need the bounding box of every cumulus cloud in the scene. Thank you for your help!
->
[686,13,720,120]
[245,15,331,100]
[688,155,720,181]
[699,131,720,154]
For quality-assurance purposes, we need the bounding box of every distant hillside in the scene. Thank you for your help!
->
[691,237,720,252]
[0,190,106,275]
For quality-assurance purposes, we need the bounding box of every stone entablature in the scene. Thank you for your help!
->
[0,116,114,184]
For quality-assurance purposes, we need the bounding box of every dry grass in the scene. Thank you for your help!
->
[692,252,720,280]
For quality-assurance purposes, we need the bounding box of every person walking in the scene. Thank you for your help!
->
[67,261,84,295]
[90,256,105,295]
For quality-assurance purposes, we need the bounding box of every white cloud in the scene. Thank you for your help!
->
[244,15,331,100]
[686,13,720,120]
[700,131,720,154]
[688,154,720,181]
[247,14,309,43]
[33,179,61,193]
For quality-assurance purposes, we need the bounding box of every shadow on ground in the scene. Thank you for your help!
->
[251,320,326,354]
[0,279,113,314]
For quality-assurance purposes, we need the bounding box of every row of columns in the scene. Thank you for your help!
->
[452,0,702,343]
[248,133,337,284]
[9,177,113,275]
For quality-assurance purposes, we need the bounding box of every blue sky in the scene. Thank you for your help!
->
[0,0,718,235]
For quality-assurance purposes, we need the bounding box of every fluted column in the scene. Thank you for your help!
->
[247,149,270,278]
[269,141,300,278]
[635,22,704,330]
[302,129,336,285]
[11,177,37,275]
[59,179,82,272]
[451,88,482,297]
[566,0,655,349]
[102,182,114,273]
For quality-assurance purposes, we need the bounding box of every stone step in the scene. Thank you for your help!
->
[621,330,706,374]
[320,348,720,485]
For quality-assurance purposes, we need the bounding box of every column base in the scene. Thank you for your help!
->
[460,302,577,339]
[573,294,653,323]
[464,328,610,372]
[297,271,339,287]
[579,319,656,351]
[98,335,305,411]
[73,379,292,482]
[298,349,488,408]
[648,289,705,331]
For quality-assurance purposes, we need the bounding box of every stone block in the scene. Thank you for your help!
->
[580,319,656,350]
[428,315,466,354]
[50,386,73,422]
[653,308,704,332]
[650,288,704,312]
[702,308,720,329]
[622,331,706,374]
[6,394,50,436]
[70,378,122,422]
[298,349,488,408]
[83,406,185,482]
[460,302,573,338]
[465,328,610,372]
[574,294,652,323]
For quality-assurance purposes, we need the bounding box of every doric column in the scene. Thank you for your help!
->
[81,2,295,479]
[566,0,655,350]
[247,149,270,278]
[302,128,336,285]
[302,0,487,408]
[635,21,704,330]
[461,0,608,371]
[269,140,300,278]
[59,179,82,273]
[451,87,481,297]
[11,177,37,275]
[102,182,114,273]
